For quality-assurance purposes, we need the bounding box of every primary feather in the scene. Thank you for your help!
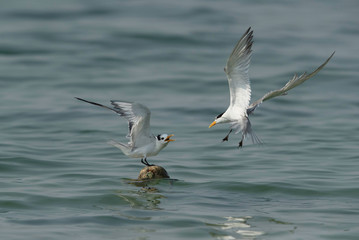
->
[247,51,335,114]
[110,101,152,148]
[225,27,253,116]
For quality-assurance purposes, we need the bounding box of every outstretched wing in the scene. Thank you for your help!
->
[247,52,335,114]
[225,27,253,113]
[110,101,152,148]
[75,97,152,148]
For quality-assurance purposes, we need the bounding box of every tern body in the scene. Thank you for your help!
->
[76,98,174,166]
[209,27,334,147]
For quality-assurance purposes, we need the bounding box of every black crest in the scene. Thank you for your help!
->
[216,112,225,119]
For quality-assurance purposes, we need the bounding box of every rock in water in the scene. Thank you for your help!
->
[137,165,170,180]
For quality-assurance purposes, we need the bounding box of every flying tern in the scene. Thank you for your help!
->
[209,27,335,147]
[76,97,174,166]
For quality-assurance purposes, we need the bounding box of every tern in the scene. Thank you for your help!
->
[209,27,334,147]
[76,97,175,166]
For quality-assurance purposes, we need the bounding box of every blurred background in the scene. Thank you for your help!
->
[1,0,358,239]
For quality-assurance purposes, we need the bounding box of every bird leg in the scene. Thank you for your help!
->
[141,158,153,167]
[238,134,244,148]
[222,129,233,142]
[144,158,153,166]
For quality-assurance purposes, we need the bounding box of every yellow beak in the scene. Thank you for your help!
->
[164,134,175,142]
[209,120,217,128]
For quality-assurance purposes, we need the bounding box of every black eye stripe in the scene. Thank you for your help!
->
[157,135,161,140]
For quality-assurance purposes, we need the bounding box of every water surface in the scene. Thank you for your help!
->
[1,1,359,239]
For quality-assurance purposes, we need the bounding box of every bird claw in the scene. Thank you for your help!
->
[141,158,154,167]
[222,129,232,142]
[222,136,229,142]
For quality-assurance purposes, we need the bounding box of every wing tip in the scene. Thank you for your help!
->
[75,97,95,105]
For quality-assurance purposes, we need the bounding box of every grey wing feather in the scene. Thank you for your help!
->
[75,97,152,149]
[225,27,253,110]
[110,101,152,148]
[247,51,335,114]
[75,97,117,113]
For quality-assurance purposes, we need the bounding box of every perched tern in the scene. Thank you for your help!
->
[76,97,174,166]
[209,27,335,147]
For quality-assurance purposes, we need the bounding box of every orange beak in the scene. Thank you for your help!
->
[164,134,175,142]
[209,120,217,128]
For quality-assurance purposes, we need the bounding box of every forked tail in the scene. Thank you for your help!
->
[107,140,131,155]
[241,117,262,146]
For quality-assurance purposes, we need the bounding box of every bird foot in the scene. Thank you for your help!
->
[222,136,229,142]
[238,140,243,148]
[222,129,232,142]
[141,158,154,167]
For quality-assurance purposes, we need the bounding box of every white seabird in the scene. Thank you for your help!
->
[76,97,174,166]
[209,27,335,147]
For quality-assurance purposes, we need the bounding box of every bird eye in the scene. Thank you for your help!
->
[161,137,164,140]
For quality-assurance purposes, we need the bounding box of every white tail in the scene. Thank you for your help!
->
[107,140,131,156]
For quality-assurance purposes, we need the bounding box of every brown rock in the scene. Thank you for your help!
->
[137,165,170,180]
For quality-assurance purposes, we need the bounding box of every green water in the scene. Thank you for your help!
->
[1,1,358,239]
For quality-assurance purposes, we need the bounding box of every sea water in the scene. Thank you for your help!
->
[1,1,358,239]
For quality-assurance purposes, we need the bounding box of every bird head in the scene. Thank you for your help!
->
[209,112,225,128]
[156,134,175,145]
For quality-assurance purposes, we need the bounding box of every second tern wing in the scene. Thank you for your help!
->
[247,51,335,114]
